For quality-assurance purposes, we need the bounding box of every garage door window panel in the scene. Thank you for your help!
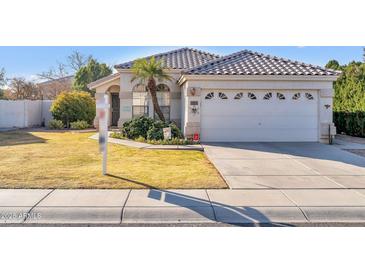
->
[218,92,228,99]
[292,93,301,100]
[305,93,314,100]
[263,92,272,100]
[234,92,243,100]
[248,92,257,100]
[277,93,286,100]
[205,92,214,100]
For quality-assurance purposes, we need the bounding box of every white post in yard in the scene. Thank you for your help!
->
[96,94,110,175]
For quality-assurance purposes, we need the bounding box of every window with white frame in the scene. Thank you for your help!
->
[132,84,149,118]
[154,84,171,121]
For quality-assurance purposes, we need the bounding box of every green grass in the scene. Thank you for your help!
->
[0,130,226,189]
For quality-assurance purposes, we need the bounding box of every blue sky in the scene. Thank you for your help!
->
[0,46,363,80]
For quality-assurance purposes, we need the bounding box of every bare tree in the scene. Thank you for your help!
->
[9,77,42,100]
[37,62,68,81]
[35,50,92,98]
[67,50,92,71]
[36,62,72,99]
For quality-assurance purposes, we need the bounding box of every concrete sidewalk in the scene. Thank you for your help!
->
[1,189,365,226]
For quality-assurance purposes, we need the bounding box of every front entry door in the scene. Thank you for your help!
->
[111,93,120,126]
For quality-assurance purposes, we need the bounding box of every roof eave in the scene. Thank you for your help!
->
[87,73,121,89]
[178,74,340,85]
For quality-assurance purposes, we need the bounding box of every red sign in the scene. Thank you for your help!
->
[99,110,105,119]
[193,133,200,141]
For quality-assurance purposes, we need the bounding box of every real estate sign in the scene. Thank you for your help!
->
[96,95,110,175]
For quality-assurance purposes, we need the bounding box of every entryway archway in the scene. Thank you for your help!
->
[107,85,120,127]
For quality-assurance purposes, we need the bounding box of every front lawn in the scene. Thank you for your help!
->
[0,130,226,189]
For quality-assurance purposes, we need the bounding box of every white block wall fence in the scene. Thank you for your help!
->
[0,100,53,128]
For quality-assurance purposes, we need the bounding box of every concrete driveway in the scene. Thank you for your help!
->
[203,142,365,189]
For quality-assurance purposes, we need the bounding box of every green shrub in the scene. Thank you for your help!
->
[145,120,164,140]
[134,136,146,143]
[48,119,64,130]
[110,132,125,139]
[120,116,184,141]
[121,116,154,139]
[169,122,184,139]
[334,111,365,137]
[70,120,89,130]
[50,91,95,128]
[147,138,195,145]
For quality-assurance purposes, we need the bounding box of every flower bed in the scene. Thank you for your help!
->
[110,132,197,145]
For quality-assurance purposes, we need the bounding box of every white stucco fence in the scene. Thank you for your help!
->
[0,100,53,128]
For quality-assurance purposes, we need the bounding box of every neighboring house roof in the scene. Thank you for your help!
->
[185,50,341,76]
[114,47,220,70]
[38,75,74,86]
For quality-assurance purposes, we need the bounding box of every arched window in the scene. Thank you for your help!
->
[218,92,228,99]
[205,92,214,99]
[277,93,285,100]
[248,92,257,100]
[132,84,148,118]
[234,92,243,100]
[263,92,272,100]
[305,93,314,100]
[132,83,147,92]
[156,84,170,92]
[292,93,301,100]
[155,84,171,121]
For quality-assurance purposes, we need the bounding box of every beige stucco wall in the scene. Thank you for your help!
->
[119,70,182,126]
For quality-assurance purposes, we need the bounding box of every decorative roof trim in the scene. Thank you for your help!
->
[87,73,121,89]
[177,74,339,85]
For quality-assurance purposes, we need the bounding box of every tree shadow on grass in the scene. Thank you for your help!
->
[106,173,294,227]
[0,130,47,146]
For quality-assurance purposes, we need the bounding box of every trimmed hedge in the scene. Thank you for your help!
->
[334,111,365,137]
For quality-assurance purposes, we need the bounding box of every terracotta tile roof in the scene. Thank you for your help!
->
[115,47,220,70]
[185,50,341,76]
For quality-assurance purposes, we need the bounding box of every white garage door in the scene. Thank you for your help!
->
[201,91,318,142]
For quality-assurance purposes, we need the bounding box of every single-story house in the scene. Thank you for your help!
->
[88,47,340,143]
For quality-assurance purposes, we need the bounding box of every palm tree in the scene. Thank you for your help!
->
[131,57,171,122]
